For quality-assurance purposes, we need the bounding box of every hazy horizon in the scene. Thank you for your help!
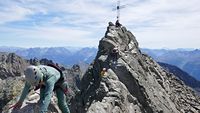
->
[0,0,200,49]
[0,46,199,51]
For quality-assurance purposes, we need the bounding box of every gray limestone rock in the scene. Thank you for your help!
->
[0,53,29,112]
[0,52,29,79]
[70,23,200,113]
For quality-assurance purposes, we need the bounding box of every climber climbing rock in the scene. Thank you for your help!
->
[100,68,108,77]
[12,64,70,113]
[111,47,119,65]
[115,20,122,27]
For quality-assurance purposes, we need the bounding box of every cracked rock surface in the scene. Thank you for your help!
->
[70,23,200,113]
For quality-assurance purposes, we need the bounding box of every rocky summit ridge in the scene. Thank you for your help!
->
[70,22,200,113]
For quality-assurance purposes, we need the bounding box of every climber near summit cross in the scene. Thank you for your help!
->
[12,64,70,113]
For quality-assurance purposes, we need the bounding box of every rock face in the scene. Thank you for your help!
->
[3,89,61,113]
[0,52,28,79]
[0,77,25,112]
[70,23,200,113]
[0,53,29,112]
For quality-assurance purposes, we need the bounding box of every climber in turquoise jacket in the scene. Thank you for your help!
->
[12,65,70,113]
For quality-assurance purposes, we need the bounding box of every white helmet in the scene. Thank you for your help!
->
[24,65,43,86]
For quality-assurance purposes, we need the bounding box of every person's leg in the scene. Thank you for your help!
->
[56,88,70,113]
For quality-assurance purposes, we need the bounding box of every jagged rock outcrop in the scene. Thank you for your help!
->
[0,53,29,112]
[0,52,29,79]
[70,22,200,113]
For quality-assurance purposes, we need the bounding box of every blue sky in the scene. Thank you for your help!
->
[0,0,200,49]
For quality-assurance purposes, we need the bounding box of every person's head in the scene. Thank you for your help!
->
[102,68,107,72]
[24,65,43,86]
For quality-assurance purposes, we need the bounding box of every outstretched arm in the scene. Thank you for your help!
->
[12,82,31,109]
[18,82,32,102]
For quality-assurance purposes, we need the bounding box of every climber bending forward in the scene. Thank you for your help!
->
[13,65,70,113]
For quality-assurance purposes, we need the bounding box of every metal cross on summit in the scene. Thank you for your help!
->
[113,0,126,22]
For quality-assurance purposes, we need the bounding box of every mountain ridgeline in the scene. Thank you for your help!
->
[0,47,97,66]
[1,46,200,81]
[142,48,200,80]
[158,62,200,93]
[70,22,200,113]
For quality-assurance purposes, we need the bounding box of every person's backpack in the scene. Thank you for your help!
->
[47,63,64,82]
[34,63,69,94]
[47,64,69,94]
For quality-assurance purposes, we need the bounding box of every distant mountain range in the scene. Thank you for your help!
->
[0,46,97,66]
[0,46,200,81]
[142,48,200,80]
